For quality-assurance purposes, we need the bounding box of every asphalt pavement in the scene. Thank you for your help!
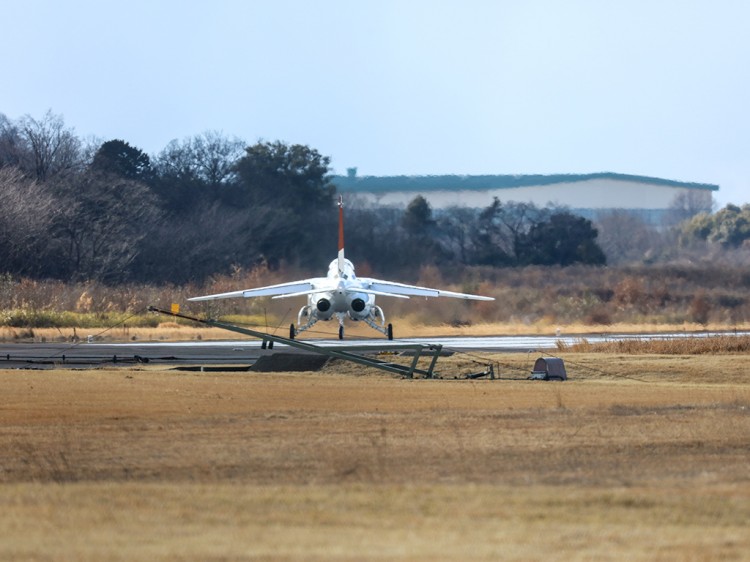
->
[1,331,746,370]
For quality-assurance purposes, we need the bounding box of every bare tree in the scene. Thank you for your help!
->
[15,110,82,181]
[472,198,551,265]
[595,210,663,265]
[0,167,57,275]
[132,202,298,283]
[150,132,245,214]
[0,113,24,169]
[192,130,245,189]
[152,130,245,202]
[50,170,161,281]
[665,190,714,225]
[437,206,479,264]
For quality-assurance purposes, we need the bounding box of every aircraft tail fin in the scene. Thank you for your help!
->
[337,195,345,276]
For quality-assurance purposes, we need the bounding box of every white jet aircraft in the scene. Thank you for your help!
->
[188,196,494,340]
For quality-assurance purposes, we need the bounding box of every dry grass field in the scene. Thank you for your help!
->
[1,352,749,561]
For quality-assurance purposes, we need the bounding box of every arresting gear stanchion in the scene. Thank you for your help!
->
[148,306,442,379]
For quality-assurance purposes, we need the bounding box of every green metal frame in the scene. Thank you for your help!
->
[148,307,442,378]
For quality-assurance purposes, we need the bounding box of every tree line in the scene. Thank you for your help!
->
[1,110,747,286]
[0,111,341,283]
[0,110,609,284]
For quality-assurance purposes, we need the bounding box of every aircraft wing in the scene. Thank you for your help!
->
[188,280,317,301]
[361,278,495,301]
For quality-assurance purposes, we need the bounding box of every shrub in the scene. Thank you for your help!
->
[689,292,711,325]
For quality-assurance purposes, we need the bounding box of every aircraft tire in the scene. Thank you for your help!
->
[387,323,393,340]
[289,324,295,340]
[338,325,344,340]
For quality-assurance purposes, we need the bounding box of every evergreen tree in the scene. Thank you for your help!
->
[517,212,606,266]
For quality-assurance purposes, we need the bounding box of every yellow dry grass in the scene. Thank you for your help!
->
[1,357,749,561]
[12,319,750,344]
[561,334,750,355]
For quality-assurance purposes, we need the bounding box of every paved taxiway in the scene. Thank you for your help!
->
[1,335,585,369]
[1,331,746,369]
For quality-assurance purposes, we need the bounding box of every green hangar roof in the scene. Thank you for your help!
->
[332,173,719,193]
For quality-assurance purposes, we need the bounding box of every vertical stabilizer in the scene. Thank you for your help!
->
[337,195,345,276]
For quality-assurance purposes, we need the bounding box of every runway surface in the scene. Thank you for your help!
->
[1,331,746,369]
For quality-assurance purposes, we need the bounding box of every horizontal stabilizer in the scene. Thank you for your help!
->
[271,288,324,299]
[269,286,410,299]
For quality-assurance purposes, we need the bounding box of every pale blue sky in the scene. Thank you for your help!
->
[3,0,748,206]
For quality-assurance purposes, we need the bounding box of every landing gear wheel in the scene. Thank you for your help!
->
[289,323,296,340]
[338,325,344,340]
[387,323,393,340]
[268,341,274,349]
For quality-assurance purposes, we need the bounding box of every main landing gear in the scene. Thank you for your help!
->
[290,321,393,340]
[363,305,393,340]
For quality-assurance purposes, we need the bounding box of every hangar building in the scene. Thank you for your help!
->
[333,172,718,225]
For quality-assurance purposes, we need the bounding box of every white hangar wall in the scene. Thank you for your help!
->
[360,179,700,209]
[334,174,718,212]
